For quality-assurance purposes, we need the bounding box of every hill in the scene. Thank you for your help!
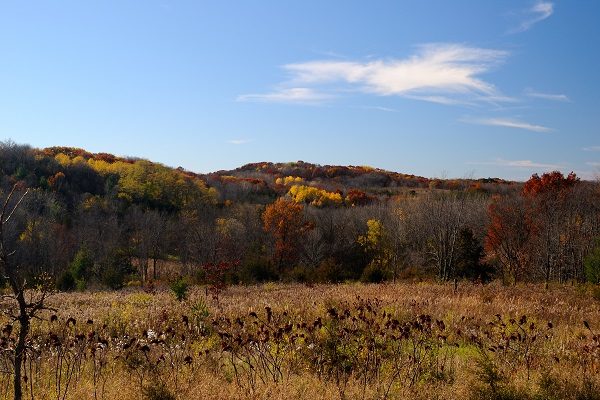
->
[1,142,515,210]
[1,140,596,292]
[206,161,514,205]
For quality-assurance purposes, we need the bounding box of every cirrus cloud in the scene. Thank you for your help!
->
[461,117,553,133]
[583,146,600,152]
[468,158,562,170]
[236,87,333,104]
[227,139,253,145]
[237,43,510,105]
[509,1,554,34]
[524,88,570,102]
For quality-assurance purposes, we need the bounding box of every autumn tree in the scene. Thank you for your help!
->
[216,217,247,263]
[345,189,375,206]
[288,185,343,207]
[262,198,311,274]
[523,171,580,284]
[358,219,393,282]
[522,171,579,196]
[486,195,532,284]
[484,172,600,285]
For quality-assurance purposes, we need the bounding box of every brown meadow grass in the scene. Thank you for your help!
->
[1,281,599,400]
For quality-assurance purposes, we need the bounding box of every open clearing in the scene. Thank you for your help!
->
[2,282,599,399]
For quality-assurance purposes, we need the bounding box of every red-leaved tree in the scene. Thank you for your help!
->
[485,195,533,284]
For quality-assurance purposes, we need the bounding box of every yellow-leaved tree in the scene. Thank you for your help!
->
[288,185,342,207]
[358,219,393,282]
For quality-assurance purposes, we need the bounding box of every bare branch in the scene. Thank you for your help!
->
[2,189,29,225]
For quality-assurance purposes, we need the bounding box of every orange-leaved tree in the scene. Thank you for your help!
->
[262,198,312,274]
[522,171,579,197]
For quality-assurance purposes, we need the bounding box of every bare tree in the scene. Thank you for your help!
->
[414,193,486,281]
[382,204,411,282]
[0,185,55,400]
[125,207,170,283]
[301,227,326,269]
[178,204,219,275]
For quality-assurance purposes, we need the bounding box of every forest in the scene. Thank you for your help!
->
[0,140,598,289]
[1,140,600,400]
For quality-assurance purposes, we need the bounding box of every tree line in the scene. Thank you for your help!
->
[1,140,600,291]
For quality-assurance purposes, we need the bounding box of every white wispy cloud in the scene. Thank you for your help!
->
[311,50,348,59]
[501,159,560,169]
[227,139,253,145]
[468,158,562,170]
[583,146,600,152]
[573,170,599,181]
[587,161,600,168]
[238,43,510,105]
[509,1,554,33]
[286,44,507,96]
[461,117,553,132]
[524,88,570,102]
[236,87,333,104]
[403,94,477,106]
[360,106,399,113]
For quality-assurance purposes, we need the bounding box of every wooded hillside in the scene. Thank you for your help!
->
[1,140,599,290]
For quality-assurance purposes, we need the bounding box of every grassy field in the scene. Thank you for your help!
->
[1,282,600,400]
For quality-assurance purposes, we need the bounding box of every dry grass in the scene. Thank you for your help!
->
[1,281,599,400]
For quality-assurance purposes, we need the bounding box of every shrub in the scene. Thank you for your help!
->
[593,286,600,302]
[576,379,600,400]
[101,252,134,289]
[315,257,344,283]
[70,248,93,282]
[143,383,176,400]
[58,248,94,291]
[360,262,390,283]
[535,373,600,400]
[584,241,600,284]
[57,270,76,291]
[470,352,530,400]
[397,265,427,281]
[101,268,125,290]
[287,264,313,283]
[238,256,278,283]
[455,228,494,282]
[536,372,563,400]
[170,276,189,301]
[75,278,86,291]
[189,299,211,335]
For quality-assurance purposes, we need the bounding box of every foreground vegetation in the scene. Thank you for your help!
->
[1,282,599,400]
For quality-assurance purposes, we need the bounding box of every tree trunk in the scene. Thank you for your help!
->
[14,291,30,400]
[141,258,148,284]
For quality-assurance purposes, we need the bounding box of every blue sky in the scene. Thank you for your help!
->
[1,1,599,180]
